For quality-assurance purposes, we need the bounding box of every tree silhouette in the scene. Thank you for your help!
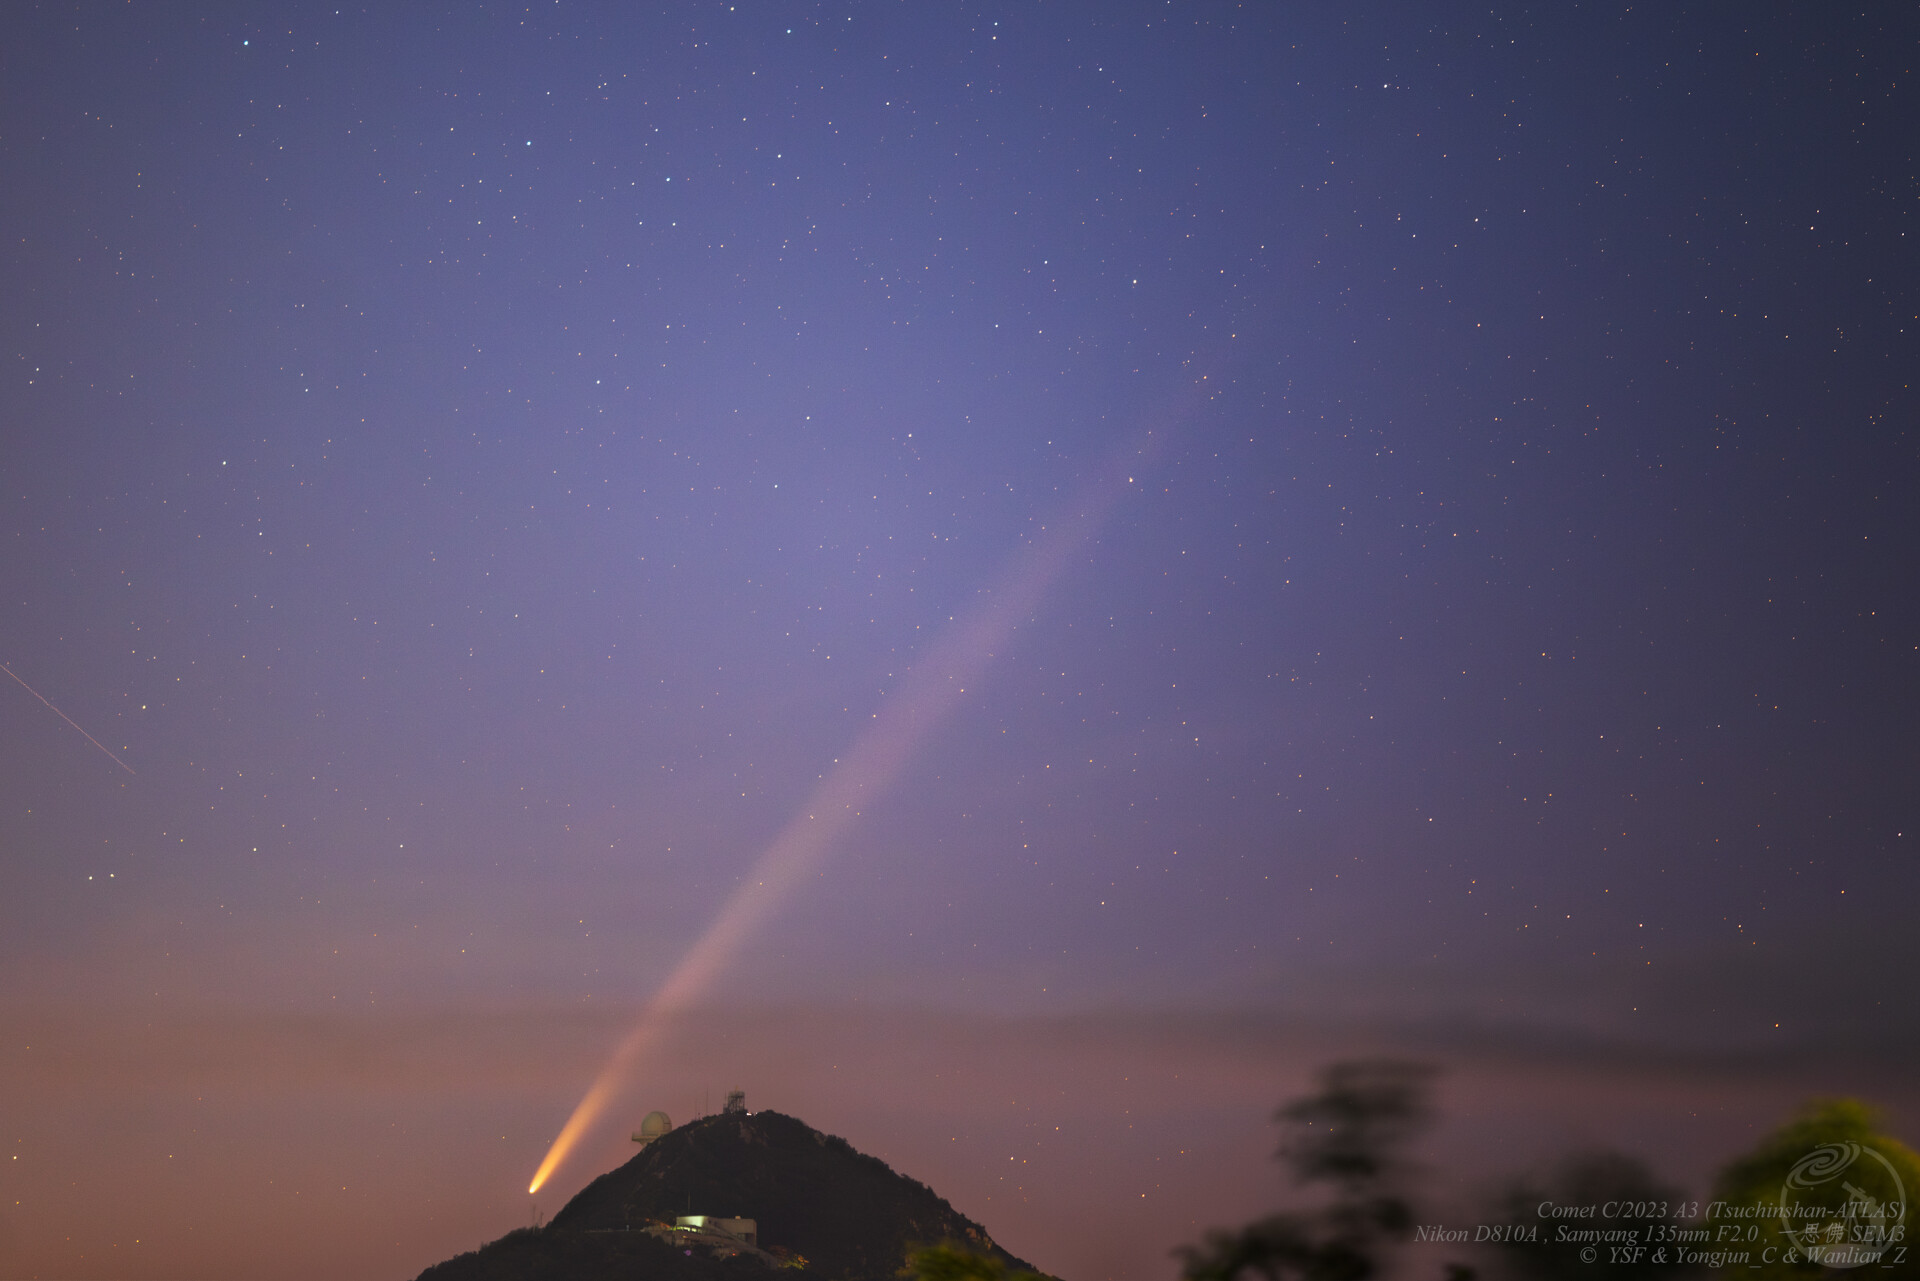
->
[901,1240,1051,1281]
[1487,1150,1690,1281]
[1713,1098,1920,1281]
[1177,1061,1438,1281]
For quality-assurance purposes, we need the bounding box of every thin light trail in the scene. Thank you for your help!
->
[526,405,1199,1196]
[0,660,136,776]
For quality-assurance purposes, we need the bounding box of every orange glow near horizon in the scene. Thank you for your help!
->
[525,416,1188,1196]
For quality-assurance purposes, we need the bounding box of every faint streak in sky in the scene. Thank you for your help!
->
[0,660,136,776]
[526,410,1191,1195]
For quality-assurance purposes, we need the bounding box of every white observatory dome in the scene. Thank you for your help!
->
[631,1110,673,1145]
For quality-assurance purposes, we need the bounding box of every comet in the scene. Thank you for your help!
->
[524,399,1203,1196]
[0,660,136,776]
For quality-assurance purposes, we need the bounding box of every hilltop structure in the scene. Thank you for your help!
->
[631,1109,673,1147]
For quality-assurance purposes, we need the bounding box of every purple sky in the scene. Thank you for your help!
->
[2,4,1915,1278]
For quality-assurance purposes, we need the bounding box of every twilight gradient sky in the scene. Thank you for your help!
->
[2,4,1916,1279]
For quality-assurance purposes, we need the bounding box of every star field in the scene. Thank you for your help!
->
[2,5,1916,1278]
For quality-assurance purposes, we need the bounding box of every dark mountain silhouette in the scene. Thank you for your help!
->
[416,1109,1046,1281]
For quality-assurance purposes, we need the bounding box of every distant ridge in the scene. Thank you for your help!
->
[416,1109,1048,1280]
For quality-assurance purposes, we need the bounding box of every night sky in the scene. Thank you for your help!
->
[2,4,1916,1279]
